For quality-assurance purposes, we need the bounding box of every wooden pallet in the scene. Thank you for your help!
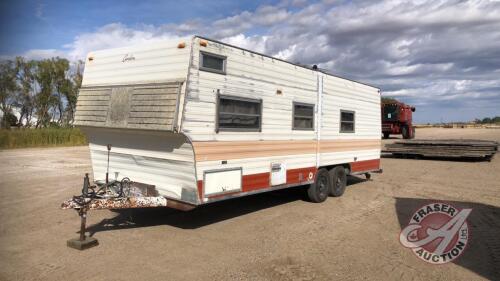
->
[382,139,498,160]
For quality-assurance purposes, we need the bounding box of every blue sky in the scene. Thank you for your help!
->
[0,0,279,54]
[1,0,500,123]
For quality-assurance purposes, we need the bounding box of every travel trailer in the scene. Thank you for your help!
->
[63,36,382,213]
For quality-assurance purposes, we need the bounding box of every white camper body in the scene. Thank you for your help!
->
[75,36,381,209]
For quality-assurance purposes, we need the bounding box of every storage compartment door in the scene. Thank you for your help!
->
[204,168,242,196]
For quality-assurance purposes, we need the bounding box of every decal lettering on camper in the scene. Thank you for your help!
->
[122,53,136,62]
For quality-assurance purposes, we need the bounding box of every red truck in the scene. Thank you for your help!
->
[381,101,416,139]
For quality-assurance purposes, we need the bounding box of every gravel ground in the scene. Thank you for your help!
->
[0,128,499,280]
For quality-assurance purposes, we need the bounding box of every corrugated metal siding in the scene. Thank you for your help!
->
[83,128,198,203]
[183,37,319,183]
[183,38,319,142]
[319,74,381,166]
[74,82,182,131]
[82,38,191,87]
[182,37,381,182]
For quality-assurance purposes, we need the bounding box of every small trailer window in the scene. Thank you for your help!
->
[293,102,314,130]
[217,95,262,132]
[200,52,226,74]
[340,110,355,133]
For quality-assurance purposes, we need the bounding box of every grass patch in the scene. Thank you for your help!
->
[0,128,87,149]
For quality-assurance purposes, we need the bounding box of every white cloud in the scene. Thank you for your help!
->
[23,48,67,60]
[221,34,269,54]
[64,23,184,60]
[15,0,500,122]
[35,1,46,20]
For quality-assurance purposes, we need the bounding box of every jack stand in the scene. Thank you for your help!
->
[67,208,98,250]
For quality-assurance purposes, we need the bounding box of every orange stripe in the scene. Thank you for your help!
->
[319,140,381,153]
[192,139,380,161]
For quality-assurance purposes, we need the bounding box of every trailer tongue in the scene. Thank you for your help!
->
[61,196,167,210]
[62,172,172,250]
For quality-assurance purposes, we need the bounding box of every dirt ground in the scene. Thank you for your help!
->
[0,128,499,281]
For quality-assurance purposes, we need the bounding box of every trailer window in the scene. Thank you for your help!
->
[200,52,226,74]
[217,95,262,132]
[340,110,355,133]
[293,102,314,130]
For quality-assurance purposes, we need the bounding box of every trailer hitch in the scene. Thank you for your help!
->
[63,173,168,250]
[66,173,98,250]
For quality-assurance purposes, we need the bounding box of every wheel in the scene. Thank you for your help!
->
[402,126,410,139]
[329,166,347,197]
[307,168,330,203]
[365,173,371,180]
[383,132,390,139]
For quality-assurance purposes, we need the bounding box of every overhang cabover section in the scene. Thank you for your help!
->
[71,81,201,207]
[63,38,202,210]
[74,36,193,131]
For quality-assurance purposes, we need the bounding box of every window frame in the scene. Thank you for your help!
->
[216,94,263,133]
[200,51,227,75]
[292,102,315,131]
[339,110,355,133]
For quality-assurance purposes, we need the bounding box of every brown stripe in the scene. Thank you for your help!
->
[192,139,380,161]
[287,167,317,185]
[242,172,270,192]
[350,159,380,172]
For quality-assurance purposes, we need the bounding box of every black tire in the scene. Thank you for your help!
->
[383,132,390,139]
[307,168,330,203]
[329,166,347,197]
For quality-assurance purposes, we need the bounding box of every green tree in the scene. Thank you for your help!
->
[0,60,18,128]
[52,57,71,124]
[381,97,398,104]
[64,60,83,125]
[481,117,492,124]
[34,59,58,128]
[15,57,37,127]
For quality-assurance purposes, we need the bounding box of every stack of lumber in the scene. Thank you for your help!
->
[383,139,498,160]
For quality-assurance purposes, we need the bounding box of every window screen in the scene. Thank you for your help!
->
[217,95,262,132]
[200,52,226,74]
[293,103,314,130]
[340,110,355,133]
